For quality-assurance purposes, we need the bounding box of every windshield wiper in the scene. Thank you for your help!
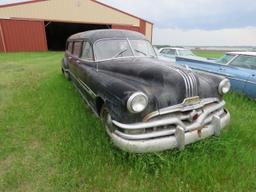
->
[112,49,128,58]
[134,49,147,56]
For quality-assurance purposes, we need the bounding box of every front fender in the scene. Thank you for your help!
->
[92,71,158,123]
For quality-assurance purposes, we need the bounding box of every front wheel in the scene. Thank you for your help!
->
[100,105,115,133]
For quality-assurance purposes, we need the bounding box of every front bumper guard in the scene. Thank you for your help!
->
[107,101,230,153]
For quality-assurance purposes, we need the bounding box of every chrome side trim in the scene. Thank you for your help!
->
[143,97,219,121]
[179,69,192,97]
[175,68,198,97]
[190,71,198,96]
[69,70,96,99]
[71,77,98,116]
[246,80,256,85]
[175,69,189,97]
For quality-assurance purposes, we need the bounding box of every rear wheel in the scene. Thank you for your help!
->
[100,105,115,133]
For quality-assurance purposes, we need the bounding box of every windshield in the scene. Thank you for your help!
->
[178,50,195,56]
[94,39,156,61]
[216,54,235,64]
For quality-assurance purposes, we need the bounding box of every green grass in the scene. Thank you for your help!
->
[193,50,225,58]
[0,51,255,191]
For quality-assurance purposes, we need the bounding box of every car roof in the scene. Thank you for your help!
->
[159,47,187,51]
[227,52,256,56]
[68,29,147,43]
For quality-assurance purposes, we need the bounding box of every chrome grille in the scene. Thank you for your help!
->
[113,99,226,140]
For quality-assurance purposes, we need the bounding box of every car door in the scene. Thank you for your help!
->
[65,41,73,67]
[241,56,256,98]
[69,41,83,79]
[225,55,254,94]
[77,41,97,106]
[245,73,256,98]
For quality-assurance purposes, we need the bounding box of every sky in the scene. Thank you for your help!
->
[1,0,256,46]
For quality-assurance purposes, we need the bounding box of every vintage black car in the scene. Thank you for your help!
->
[61,29,230,153]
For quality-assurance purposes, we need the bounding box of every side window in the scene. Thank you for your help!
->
[168,49,176,55]
[160,49,169,54]
[67,42,73,53]
[73,41,82,57]
[81,41,93,60]
[230,55,256,69]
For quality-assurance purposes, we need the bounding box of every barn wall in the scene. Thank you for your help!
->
[145,22,153,42]
[0,0,140,27]
[0,20,5,52]
[112,24,139,32]
[0,19,47,52]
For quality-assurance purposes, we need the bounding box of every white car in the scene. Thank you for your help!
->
[158,47,208,62]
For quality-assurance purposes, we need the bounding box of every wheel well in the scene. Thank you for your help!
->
[62,58,69,69]
[96,97,105,116]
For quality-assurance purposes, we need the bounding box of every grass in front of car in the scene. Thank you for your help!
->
[0,52,255,191]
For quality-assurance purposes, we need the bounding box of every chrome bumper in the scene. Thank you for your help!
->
[107,100,230,153]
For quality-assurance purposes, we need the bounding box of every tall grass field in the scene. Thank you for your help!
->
[0,51,255,191]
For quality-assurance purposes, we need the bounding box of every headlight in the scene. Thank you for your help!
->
[218,79,231,95]
[127,92,148,113]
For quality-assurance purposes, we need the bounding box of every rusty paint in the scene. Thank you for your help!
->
[189,125,206,133]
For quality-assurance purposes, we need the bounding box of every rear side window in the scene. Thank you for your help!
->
[81,42,93,61]
[67,42,73,53]
[230,55,256,69]
[160,49,169,54]
[167,49,176,55]
[73,41,82,57]
[161,49,176,55]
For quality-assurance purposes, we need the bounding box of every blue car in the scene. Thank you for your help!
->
[176,52,256,99]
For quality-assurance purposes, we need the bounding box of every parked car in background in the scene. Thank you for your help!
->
[159,47,208,62]
[61,29,230,153]
[176,52,256,99]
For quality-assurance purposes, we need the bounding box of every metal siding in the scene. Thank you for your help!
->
[0,20,5,51]
[112,24,139,32]
[0,19,47,52]
[145,22,153,42]
[0,0,140,27]
[139,20,146,35]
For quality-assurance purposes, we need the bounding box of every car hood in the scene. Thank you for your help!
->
[97,57,221,109]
